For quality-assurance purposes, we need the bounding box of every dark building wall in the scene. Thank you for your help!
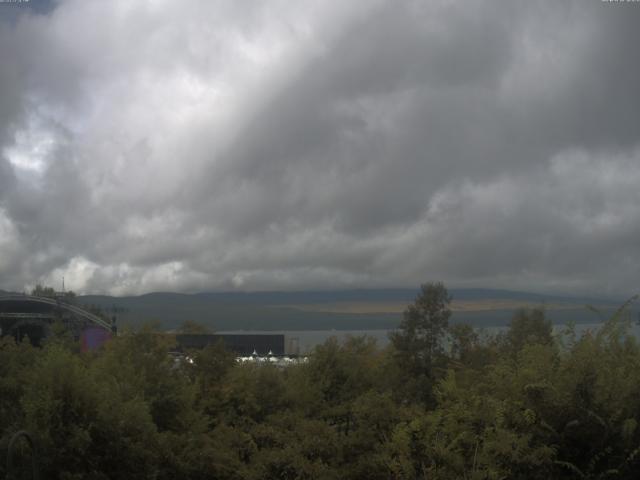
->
[175,334,285,356]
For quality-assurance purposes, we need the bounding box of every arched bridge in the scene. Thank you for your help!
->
[0,294,112,331]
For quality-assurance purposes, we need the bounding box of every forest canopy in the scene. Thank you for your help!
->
[1,283,639,479]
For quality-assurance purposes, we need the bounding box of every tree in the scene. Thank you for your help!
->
[21,345,161,479]
[448,323,478,362]
[506,308,553,354]
[178,319,212,334]
[31,284,56,298]
[190,341,236,422]
[390,282,452,404]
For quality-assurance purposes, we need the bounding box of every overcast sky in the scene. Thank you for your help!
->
[0,0,639,296]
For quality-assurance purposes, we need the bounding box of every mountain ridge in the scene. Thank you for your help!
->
[72,288,629,331]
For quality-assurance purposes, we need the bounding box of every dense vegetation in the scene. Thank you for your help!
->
[2,283,640,479]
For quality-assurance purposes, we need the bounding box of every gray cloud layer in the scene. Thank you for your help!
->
[0,0,639,296]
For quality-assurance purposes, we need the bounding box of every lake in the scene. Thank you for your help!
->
[220,321,640,354]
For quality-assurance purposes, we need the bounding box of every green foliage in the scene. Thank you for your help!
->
[2,286,640,479]
[18,344,159,479]
[390,281,452,404]
[178,319,212,334]
[505,307,553,353]
[190,340,237,422]
[31,284,56,298]
[392,282,452,363]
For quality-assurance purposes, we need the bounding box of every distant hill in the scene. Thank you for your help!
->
[76,288,632,331]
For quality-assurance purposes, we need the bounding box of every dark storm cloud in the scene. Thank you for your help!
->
[195,1,520,232]
[0,0,639,295]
